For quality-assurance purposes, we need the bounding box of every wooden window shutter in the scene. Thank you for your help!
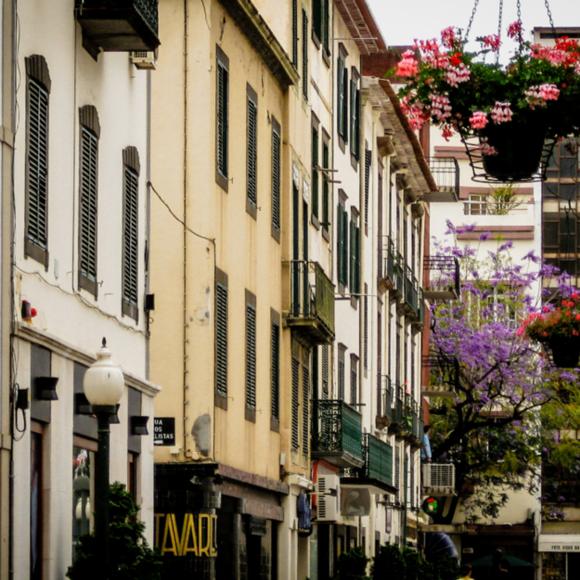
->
[271,118,281,237]
[246,85,258,216]
[321,345,329,399]
[342,66,349,143]
[216,47,229,190]
[350,77,359,159]
[270,316,280,425]
[302,10,309,99]
[215,275,228,399]
[245,292,257,421]
[311,122,319,218]
[322,138,330,229]
[302,361,310,455]
[341,207,348,288]
[78,107,100,297]
[349,218,356,291]
[337,203,344,285]
[292,0,298,66]
[355,222,361,293]
[291,357,300,449]
[122,155,139,320]
[313,0,322,41]
[364,149,371,230]
[337,56,344,138]
[338,345,346,400]
[363,283,368,371]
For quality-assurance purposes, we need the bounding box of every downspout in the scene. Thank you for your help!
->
[145,69,152,378]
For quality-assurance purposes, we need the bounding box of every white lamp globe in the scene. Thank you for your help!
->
[83,339,124,407]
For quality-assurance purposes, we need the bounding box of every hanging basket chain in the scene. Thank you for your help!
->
[496,0,504,64]
[465,0,481,41]
[515,0,524,52]
[544,0,556,30]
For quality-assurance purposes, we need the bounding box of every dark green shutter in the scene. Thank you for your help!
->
[292,0,298,66]
[122,166,139,308]
[342,208,349,287]
[302,363,310,455]
[350,219,356,291]
[350,357,357,405]
[292,358,300,449]
[271,322,280,420]
[26,78,49,250]
[302,10,308,99]
[245,303,257,410]
[311,124,319,218]
[364,149,371,229]
[350,78,358,158]
[313,0,321,40]
[337,204,344,285]
[215,283,228,397]
[322,141,329,228]
[321,346,329,399]
[337,56,344,138]
[79,126,98,285]
[355,224,361,293]
[272,121,281,233]
[247,92,258,209]
[342,67,349,143]
[322,0,329,52]
[216,57,228,179]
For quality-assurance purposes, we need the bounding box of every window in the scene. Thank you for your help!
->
[271,310,280,431]
[464,193,488,215]
[245,291,257,421]
[122,147,140,321]
[337,194,349,288]
[350,71,360,160]
[321,345,329,399]
[322,132,330,232]
[364,148,371,230]
[302,362,310,456]
[350,354,358,405]
[302,9,309,99]
[337,47,348,145]
[24,55,51,267]
[216,46,229,190]
[78,106,100,297]
[338,344,346,400]
[312,0,329,53]
[215,269,228,406]
[72,439,96,556]
[30,424,44,580]
[245,84,258,217]
[292,0,298,66]
[349,211,360,294]
[271,117,281,239]
[311,118,319,220]
[292,357,300,449]
[291,340,311,453]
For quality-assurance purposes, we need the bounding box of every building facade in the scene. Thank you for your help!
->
[6,1,160,578]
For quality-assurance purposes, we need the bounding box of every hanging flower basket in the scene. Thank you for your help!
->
[521,293,580,368]
[395,23,580,183]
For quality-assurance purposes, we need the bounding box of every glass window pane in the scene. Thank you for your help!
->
[73,446,95,554]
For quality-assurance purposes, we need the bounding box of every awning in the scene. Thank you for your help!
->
[538,534,580,553]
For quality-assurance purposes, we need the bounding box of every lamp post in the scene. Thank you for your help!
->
[83,338,124,578]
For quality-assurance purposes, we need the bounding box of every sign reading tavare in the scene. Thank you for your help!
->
[155,513,217,557]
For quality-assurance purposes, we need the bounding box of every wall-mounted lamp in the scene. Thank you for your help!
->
[130,415,149,436]
[35,376,59,401]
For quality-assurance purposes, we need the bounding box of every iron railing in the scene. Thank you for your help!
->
[380,375,393,423]
[286,260,335,344]
[312,400,363,467]
[422,354,459,397]
[423,256,460,300]
[427,157,460,200]
[379,237,404,294]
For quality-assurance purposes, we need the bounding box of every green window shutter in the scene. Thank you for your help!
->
[342,67,349,144]
[312,0,322,40]
[311,124,319,218]
[322,0,329,52]
[292,358,300,449]
[342,208,349,288]
[302,10,308,99]
[247,89,258,209]
[245,302,257,410]
[338,347,345,400]
[215,282,228,397]
[302,362,310,455]
[337,56,344,138]
[355,224,361,293]
[321,345,329,399]
[364,149,371,230]
[122,165,139,310]
[272,120,281,233]
[350,356,358,405]
[26,78,49,251]
[337,204,343,283]
[322,140,329,229]
[292,0,298,66]
[350,78,358,158]
[216,53,229,180]
[271,322,280,421]
[79,126,99,288]
[349,219,356,291]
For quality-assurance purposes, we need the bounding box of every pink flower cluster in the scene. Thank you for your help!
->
[445,63,470,87]
[441,26,457,49]
[481,142,498,156]
[525,83,560,108]
[430,94,452,122]
[469,111,488,130]
[481,34,501,51]
[400,96,429,131]
[396,50,419,77]
[490,101,513,124]
[507,20,522,40]
[531,37,580,67]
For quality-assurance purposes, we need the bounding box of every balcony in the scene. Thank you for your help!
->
[423,256,460,301]
[406,400,423,448]
[422,463,456,496]
[376,375,393,429]
[388,384,405,435]
[402,266,424,322]
[427,157,460,202]
[75,0,160,55]
[422,354,458,397]
[378,237,404,295]
[312,400,363,468]
[285,260,335,345]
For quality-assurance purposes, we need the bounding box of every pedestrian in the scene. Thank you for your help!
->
[421,424,432,462]
[457,562,474,580]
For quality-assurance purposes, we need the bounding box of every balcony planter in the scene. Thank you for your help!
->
[546,337,580,368]
[396,24,580,182]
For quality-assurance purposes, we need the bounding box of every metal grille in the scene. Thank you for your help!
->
[26,78,49,249]
[122,166,139,306]
[215,283,228,396]
[79,126,98,283]
[270,323,280,420]
[216,57,228,179]
[247,94,257,208]
[245,303,257,410]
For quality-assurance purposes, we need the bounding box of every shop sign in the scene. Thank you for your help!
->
[538,534,580,553]
[154,513,218,558]
[154,417,175,446]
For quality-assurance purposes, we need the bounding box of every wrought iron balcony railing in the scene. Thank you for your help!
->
[388,383,405,435]
[312,400,363,468]
[75,0,160,55]
[376,375,393,429]
[378,237,404,295]
[423,256,460,300]
[285,260,335,345]
[422,354,459,397]
[427,157,460,202]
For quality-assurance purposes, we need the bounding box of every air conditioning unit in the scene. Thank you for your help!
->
[317,474,339,522]
[130,51,157,70]
[422,463,455,496]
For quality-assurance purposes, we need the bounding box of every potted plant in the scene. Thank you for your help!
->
[395,22,580,182]
[521,292,580,367]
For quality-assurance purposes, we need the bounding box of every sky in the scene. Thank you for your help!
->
[367,0,580,55]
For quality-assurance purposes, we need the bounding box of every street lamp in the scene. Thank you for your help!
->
[83,338,124,578]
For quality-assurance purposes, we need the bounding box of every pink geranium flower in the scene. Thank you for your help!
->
[396,50,419,77]
[469,111,488,130]
[490,101,513,124]
[507,20,523,40]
